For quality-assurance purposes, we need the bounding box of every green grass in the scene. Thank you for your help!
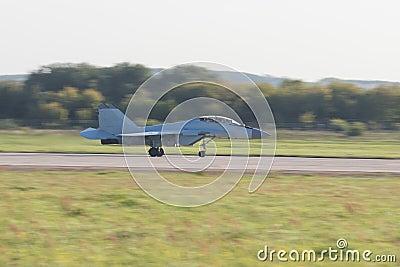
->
[277,130,400,158]
[0,130,122,154]
[0,129,399,158]
[0,170,399,266]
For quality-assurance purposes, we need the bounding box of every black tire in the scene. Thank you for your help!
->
[198,151,206,157]
[149,147,157,157]
[156,147,164,157]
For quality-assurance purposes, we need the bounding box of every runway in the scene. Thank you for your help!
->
[0,153,399,173]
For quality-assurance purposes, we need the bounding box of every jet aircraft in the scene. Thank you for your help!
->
[80,104,270,157]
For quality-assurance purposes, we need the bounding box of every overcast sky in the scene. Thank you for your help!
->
[1,0,399,81]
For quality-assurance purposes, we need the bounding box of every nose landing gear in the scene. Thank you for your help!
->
[198,137,215,157]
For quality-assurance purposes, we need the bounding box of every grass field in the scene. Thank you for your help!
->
[0,129,399,158]
[0,170,399,266]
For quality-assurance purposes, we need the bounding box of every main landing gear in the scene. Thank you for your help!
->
[148,147,164,157]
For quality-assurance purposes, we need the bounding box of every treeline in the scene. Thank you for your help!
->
[0,63,399,129]
[0,63,151,127]
[261,80,400,126]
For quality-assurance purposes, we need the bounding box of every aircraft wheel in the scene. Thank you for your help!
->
[156,147,164,157]
[198,151,206,157]
[149,147,157,157]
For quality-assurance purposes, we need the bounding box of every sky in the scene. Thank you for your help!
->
[1,0,400,81]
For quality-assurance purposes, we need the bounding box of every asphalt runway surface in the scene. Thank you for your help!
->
[0,153,399,173]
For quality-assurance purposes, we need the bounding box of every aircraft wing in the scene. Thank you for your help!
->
[119,129,223,137]
[120,131,180,137]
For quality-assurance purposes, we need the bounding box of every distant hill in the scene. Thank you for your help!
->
[150,68,399,89]
[214,71,284,86]
[0,74,28,82]
[1,70,399,89]
[149,68,285,86]
[214,72,400,89]
[317,77,400,89]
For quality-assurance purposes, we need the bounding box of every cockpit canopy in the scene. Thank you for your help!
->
[199,116,244,126]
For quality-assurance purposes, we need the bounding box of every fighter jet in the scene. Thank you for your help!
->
[80,104,270,157]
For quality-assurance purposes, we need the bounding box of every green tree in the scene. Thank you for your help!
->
[39,102,68,121]
[347,122,366,136]
[75,109,93,120]
[329,118,349,132]
[257,83,277,97]
[0,81,33,119]
[327,82,363,120]
[360,86,400,123]
[82,89,104,108]
[97,63,151,105]
[299,112,316,127]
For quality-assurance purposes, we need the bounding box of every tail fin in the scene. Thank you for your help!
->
[98,104,142,135]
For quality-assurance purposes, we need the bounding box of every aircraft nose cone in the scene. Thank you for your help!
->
[252,129,270,139]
